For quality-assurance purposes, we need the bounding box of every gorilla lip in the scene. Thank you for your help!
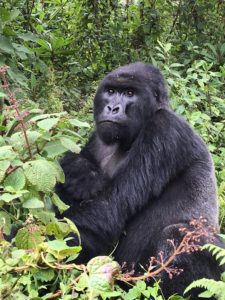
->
[97,120,127,128]
[97,120,119,125]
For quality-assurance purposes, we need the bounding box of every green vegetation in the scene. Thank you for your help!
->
[0,0,225,299]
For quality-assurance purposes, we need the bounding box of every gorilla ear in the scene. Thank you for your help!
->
[154,83,169,109]
[154,90,160,101]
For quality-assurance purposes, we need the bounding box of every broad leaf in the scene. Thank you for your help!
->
[0,211,12,234]
[60,137,81,153]
[0,35,14,54]
[87,256,121,293]
[46,221,71,239]
[4,168,25,191]
[51,193,69,213]
[23,159,63,192]
[0,160,10,182]
[15,226,44,249]
[0,193,22,202]
[47,239,81,259]
[69,118,90,128]
[37,118,59,131]
[10,131,41,148]
[22,197,44,209]
[43,140,67,157]
[0,146,16,160]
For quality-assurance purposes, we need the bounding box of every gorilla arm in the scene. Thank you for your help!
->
[62,109,210,261]
[55,135,109,204]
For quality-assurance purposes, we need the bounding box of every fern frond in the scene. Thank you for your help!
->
[184,278,225,300]
[203,244,225,265]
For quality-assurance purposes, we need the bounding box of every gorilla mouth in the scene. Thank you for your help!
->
[98,120,119,125]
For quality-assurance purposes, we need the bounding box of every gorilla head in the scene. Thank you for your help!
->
[94,62,169,146]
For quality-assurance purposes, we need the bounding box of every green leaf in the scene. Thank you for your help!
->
[30,112,66,122]
[22,197,44,209]
[36,269,55,282]
[76,273,89,291]
[37,118,59,131]
[0,211,12,234]
[0,160,10,182]
[13,43,32,55]
[184,278,225,298]
[11,249,26,260]
[0,193,21,202]
[46,221,71,239]
[0,8,10,22]
[198,290,214,298]
[43,140,67,157]
[10,131,41,147]
[30,73,37,89]
[0,136,6,146]
[170,63,184,68]
[15,226,44,249]
[23,160,62,192]
[0,146,16,160]
[47,239,81,259]
[4,168,25,191]
[19,32,38,42]
[0,91,7,98]
[37,39,51,51]
[50,161,65,183]
[87,256,121,292]
[32,210,56,224]
[51,193,69,213]
[101,291,122,300]
[60,137,81,153]
[9,9,20,21]
[87,256,114,274]
[69,118,90,128]
[7,68,28,88]
[63,218,80,243]
[0,35,15,54]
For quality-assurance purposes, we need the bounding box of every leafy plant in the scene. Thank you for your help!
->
[184,235,225,300]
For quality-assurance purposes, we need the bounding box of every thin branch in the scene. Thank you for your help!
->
[0,66,33,159]
[119,218,215,282]
[168,0,182,35]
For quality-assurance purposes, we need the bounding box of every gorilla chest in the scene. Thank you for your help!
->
[96,144,126,178]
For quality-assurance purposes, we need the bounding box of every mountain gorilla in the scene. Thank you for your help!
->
[55,62,223,299]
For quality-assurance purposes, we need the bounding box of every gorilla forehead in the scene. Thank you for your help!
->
[103,62,165,87]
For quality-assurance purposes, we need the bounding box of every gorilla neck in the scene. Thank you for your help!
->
[94,137,127,178]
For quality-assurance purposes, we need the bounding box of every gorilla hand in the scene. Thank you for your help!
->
[55,151,109,204]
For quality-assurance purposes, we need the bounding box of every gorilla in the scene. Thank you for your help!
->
[56,62,223,299]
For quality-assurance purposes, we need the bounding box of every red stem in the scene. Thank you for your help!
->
[0,66,33,159]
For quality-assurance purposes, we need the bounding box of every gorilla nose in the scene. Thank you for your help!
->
[106,104,122,114]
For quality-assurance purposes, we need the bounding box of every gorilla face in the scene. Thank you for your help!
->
[94,62,169,146]
[95,86,141,146]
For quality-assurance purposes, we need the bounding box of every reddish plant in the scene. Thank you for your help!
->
[0,66,32,159]
[119,217,215,282]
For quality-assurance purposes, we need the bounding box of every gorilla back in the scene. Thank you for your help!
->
[55,62,223,299]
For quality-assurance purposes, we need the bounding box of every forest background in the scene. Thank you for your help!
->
[0,0,225,299]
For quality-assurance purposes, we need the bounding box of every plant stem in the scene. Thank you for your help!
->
[0,66,33,160]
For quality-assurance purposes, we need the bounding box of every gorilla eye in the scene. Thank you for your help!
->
[125,90,134,97]
[107,88,114,95]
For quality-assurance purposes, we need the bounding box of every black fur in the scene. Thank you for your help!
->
[55,63,223,299]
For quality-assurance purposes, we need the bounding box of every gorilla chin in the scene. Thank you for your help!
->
[97,121,125,145]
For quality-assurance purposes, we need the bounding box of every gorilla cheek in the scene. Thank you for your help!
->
[97,123,123,144]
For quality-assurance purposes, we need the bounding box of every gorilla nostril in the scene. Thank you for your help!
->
[107,105,112,112]
[112,106,120,114]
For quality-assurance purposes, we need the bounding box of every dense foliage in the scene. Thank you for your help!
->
[0,0,225,299]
